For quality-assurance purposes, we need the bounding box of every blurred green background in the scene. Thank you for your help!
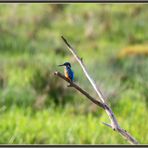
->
[0,3,148,144]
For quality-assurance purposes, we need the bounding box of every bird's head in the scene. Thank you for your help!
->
[58,62,71,68]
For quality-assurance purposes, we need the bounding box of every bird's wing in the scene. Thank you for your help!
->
[68,68,74,81]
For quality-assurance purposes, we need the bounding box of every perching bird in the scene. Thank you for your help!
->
[58,62,74,82]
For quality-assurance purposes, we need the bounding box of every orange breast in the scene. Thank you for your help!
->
[64,68,71,81]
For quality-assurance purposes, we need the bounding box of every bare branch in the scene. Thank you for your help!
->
[56,36,139,144]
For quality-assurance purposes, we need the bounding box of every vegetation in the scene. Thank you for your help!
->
[0,4,148,144]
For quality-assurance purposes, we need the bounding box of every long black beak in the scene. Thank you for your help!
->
[58,64,64,67]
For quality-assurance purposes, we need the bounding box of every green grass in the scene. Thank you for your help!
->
[0,97,147,144]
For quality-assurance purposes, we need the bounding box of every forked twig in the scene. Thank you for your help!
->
[54,36,139,144]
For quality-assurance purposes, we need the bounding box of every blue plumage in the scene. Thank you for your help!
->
[66,66,74,81]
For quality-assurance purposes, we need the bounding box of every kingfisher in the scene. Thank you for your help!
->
[58,62,74,82]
